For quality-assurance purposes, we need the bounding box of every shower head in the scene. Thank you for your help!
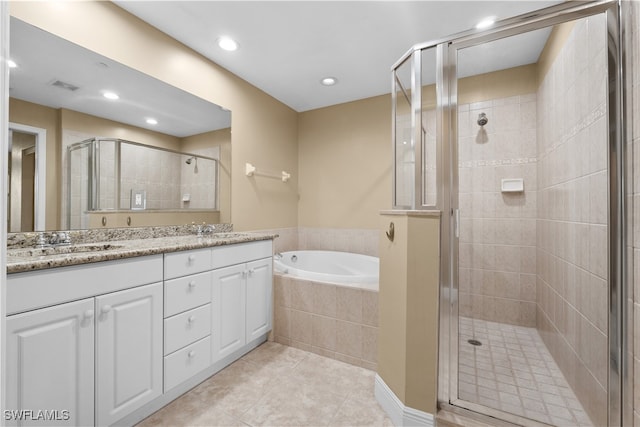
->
[477,112,488,127]
[185,156,198,173]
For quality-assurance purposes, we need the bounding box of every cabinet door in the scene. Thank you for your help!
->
[6,299,94,427]
[211,263,246,361]
[245,258,273,342]
[95,283,163,426]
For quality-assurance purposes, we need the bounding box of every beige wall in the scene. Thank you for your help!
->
[10,0,299,232]
[377,212,440,414]
[87,210,220,229]
[298,94,391,229]
[9,98,60,229]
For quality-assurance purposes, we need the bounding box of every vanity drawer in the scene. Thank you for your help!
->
[164,248,212,279]
[211,240,272,269]
[164,271,212,317]
[164,304,211,355]
[164,336,211,392]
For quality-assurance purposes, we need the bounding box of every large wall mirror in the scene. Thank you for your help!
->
[8,17,231,232]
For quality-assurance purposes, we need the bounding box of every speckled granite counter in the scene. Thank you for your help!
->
[7,227,277,274]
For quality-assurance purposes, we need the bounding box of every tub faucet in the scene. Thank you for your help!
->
[274,253,283,259]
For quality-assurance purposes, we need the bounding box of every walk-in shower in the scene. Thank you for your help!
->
[392,1,629,425]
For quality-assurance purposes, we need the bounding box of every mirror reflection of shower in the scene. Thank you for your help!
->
[186,156,198,173]
[475,112,489,144]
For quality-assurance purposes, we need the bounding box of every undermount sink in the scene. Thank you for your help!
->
[8,243,125,258]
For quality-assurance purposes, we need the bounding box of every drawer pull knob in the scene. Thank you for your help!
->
[188,316,196,323]
[188,255,196,263]
[101,305,112,314]
[188,351,196,358]
[188,281,197,288]
[84,309,95,319]
[248,268,255,276]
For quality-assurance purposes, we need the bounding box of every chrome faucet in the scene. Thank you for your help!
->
[193,222,216,236]
[35,231,72,248]
[274,253,283,260]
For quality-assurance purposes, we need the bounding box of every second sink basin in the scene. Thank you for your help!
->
[8,243,125,258]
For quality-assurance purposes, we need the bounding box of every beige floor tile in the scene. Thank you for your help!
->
[292,352,371,398]
[239,377,345,426]
[136,342,380,427]
[328,396,393,427]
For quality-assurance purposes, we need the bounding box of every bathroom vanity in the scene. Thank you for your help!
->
[5,228,274,426]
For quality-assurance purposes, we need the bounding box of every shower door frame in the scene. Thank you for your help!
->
[434,1,629,425]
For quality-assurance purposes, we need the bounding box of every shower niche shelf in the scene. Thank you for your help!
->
[501,178,524,193]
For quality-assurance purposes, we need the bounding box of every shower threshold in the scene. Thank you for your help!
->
[457,317,592,426]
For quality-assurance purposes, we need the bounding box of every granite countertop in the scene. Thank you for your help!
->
[7,230,277,274]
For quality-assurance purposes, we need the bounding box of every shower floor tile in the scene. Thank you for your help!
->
[458,317,592,427]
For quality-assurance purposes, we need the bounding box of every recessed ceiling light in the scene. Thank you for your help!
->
[8,59,17,68]
[146,118,158,125]
[476,16,497,30]
[217,36,239,52]
[321,77,338,86]
[103,91,119,100]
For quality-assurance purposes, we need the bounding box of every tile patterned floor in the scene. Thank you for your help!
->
[137,342,392,426]
[458,317,593,426]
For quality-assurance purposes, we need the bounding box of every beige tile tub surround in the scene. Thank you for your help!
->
[273,274,378,371]
[137,342,391,427]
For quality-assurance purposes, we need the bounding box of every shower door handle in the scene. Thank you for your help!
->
[454,209,460,239]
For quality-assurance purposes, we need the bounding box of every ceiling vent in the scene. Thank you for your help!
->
[50,79,80,92]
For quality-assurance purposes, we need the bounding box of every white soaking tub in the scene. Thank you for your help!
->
[274,250,379,290]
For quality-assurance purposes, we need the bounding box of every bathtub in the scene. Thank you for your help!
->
[274,250,379,290]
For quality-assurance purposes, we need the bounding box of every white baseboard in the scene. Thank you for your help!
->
[374,374,434,427]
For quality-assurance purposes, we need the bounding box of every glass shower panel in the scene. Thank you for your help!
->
[393,57,414,209]
[421,47,438,207]
[67,142,92,229]
[97,139,117,210]
[455,15,608,427]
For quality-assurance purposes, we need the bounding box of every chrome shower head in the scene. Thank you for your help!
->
[477,112,488,126]
[185,156,194,165]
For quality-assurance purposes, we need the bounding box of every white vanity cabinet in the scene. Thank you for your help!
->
[6,298,95,427]
[211,241,273,362]
[6,255,163,427]
[95,283,163,426]
[163,265,213,392]
[212,263,247,359]
[245,258,273,341]
[6,237,274,426]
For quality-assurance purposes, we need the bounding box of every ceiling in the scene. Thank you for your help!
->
[114,1,563,112]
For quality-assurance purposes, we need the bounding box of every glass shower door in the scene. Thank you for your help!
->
[452,13,611,427]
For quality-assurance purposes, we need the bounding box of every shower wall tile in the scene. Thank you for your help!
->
[458,92,538,327]
[536,15,608,427]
